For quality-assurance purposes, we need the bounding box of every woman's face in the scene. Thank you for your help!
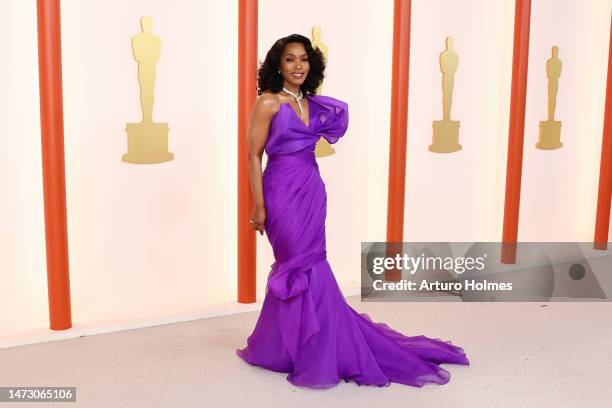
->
[279,42,310,89]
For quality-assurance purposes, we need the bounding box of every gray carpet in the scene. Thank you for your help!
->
[1,297,611,407]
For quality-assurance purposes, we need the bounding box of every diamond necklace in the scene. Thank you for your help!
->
[282,86,304,118]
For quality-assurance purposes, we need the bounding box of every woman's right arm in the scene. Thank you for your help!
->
[247,93,278,235]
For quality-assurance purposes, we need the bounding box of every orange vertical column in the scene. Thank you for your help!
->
[36,0,72,330]
[501,0,532,264]
[385,0,411,281]
[593,15,612,251]
[237,0,258,303]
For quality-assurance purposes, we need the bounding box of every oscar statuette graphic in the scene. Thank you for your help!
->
[536,45,563,150]
[429,36,462,153]
[122,16,174,164]
[311,26,335,158]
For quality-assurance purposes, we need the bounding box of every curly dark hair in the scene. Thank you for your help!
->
[257,34,326,96]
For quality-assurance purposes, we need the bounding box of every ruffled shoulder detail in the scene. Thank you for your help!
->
[309,95,349,144]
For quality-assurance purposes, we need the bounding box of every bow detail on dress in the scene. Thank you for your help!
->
[264,94,349,156]
[267,250,327,361]
[309,95,349,144]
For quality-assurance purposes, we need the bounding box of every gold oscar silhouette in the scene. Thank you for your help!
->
[311,26,335,158]
[123,16,174,164]
[537,46,563,150]
[430,37,462,153]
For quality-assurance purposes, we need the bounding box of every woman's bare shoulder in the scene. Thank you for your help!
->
[255,91,281,115]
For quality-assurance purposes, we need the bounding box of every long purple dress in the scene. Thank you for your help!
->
[236,94,469,388]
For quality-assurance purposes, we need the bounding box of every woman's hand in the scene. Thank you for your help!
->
[249,205,266,235]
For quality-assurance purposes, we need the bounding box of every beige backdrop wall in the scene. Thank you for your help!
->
[521,0,611,241]
[405,0,515,243]
[59,0,238,327]
[2,0,611,346]
[404,0,612,243]
[2,0,239,346]
[0,1,48,343]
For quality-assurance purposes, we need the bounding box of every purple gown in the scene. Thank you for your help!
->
[236,94,469,388]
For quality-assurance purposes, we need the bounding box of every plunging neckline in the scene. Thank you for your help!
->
[280,96,311,129]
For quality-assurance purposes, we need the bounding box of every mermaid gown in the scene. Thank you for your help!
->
[236,94,469,388]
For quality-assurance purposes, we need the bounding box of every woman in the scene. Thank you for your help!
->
[236,34,469,388]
